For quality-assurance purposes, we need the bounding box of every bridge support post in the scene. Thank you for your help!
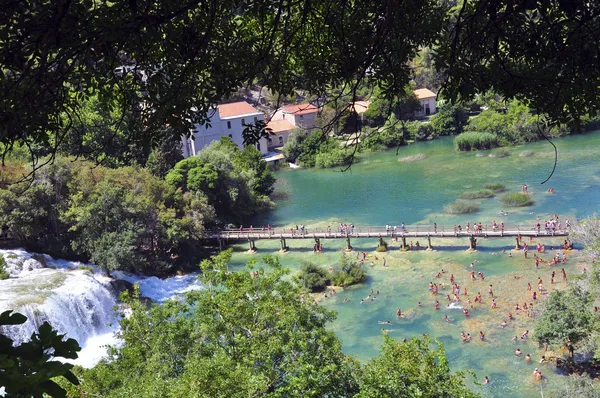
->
[515,237,521,250]
[218,239,223,251]
[248,239,257,253]
[345,237,353,252]
[377,237,387,252]
[280,238,288,253]
[469,236,477,251]
[401,237,408,251]
[427,236,433,251]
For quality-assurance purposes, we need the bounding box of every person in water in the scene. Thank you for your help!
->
[378,320,392,325]
[479,331,485,341]
[483,376,489,385]
[514,348,522,356]
[525,354,532,362]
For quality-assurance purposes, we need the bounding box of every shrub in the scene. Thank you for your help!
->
[498,192,534,207]
[314,147,353,168]
[443,200,479,214]
[483,183,506,193]
[459,189,494,199]
[294,262,330,292]
[454,132,499,151]
[0,256,9,280]
[330,254,366,287]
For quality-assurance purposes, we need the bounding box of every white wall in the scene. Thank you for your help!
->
[271,109,317,129]
[414,98,437,117]
[182,111,268,157]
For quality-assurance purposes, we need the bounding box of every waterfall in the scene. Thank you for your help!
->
[0,248,202,368]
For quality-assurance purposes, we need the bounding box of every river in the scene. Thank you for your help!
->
[1,133,599,396]
[230,133,600,397]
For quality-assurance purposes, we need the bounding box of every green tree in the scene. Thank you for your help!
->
[294,261,331,292]
[429,103,469,136]
[0,310,81,398]
[534,286,594,359]
[76,254,361,397]
[357,335,477,398]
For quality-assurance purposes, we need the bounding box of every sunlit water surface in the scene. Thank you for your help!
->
[230,133,600,397]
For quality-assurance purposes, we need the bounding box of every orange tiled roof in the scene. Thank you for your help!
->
[266,119,296,134]
[217,101,260,118]
[413,88,436,100]
[281,103,318,115]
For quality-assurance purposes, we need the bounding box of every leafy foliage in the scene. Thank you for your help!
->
[294,261,331,292]
[166,137,274,221]
[76,254,362,397]
[356,335,477,398]
[1,0,446,168]
[0,310,81,398]
[534,286,594,356]
[429,104,469,136]
[330,254,366,287]
[283,131,352,168]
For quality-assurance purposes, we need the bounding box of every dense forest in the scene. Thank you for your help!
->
[0,138,274,274]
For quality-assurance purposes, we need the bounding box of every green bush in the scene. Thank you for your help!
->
[294,262,330,292]
[483,183,506,192]
[459,189,494,199]
[498,192,534,207]
[429,104,469,136]
[443,200,479,214]
[0,256,9,280]
[454,131,499,151]
[314,147,353,168]
[330,254,366,287]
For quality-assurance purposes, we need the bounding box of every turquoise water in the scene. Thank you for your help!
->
[234,133,600,397]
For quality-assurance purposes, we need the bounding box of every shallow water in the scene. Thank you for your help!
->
[234,132,600,397]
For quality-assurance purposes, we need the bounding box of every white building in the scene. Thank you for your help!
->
[413,88,437,117]
[181,101,269,158]
[271,103,319,130]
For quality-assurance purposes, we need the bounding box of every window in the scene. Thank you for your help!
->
[241,118,245,125]
[254,117,258,123]
[228,134,232,138]
[299,115,304,120]
[256,143,261,151]
[278,136,284,144]
[227,121,231,129]
[268,137,273,144]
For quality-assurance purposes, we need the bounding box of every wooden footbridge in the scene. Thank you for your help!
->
[212,224,570,252]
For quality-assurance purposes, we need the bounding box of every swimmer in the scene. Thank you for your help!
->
[479,331,485,341]
[525,354,532,362]
[500,320,507,328]
[539,355,546,363]
[417,301,423,307]
[443,314,452,322]
[360,299,365,304]
[378,320,392,325]
[514,348,522,356]
[483,376,489,385]
[343,298,349,303]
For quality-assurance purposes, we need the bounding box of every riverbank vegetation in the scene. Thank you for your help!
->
[443,200,479,214]
[454,132,499,151]
[64,252,475,397]
[0,256,8,280]
[498,193,534,207]
[283,130,353,168]
[0,138,275,274]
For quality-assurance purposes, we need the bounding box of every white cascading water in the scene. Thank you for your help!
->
[0,248,202,368]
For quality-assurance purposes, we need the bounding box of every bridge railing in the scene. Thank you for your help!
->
[216,223,569,238]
